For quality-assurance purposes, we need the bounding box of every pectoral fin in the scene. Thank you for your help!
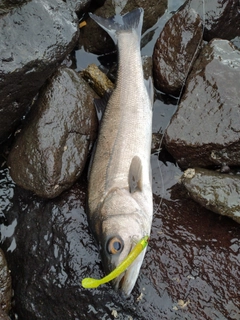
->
[128,156,143,193]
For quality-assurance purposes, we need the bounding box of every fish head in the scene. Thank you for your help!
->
[97,188,151,295]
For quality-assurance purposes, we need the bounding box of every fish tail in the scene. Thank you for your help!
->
[89,8,143,45]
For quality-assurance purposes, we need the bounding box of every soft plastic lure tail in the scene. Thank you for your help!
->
[81,235,149,289]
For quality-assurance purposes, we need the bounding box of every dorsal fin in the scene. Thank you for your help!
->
[128,156,143,193]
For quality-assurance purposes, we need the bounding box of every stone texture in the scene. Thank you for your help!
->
[181,168,240,224]
[8,67,98,198]
[1,168,240,320]
[66,0,91,14]
[153,7,202,96]
[185,0,240,41]
[81,63,114,97]
[0,0,79,143]
[0,249,11,318]
[164,39,240,169]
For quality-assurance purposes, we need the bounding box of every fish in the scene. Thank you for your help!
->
[87,7,154,295]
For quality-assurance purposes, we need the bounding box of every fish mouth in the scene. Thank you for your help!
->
[113,270,134,296]
[112,249,146,296]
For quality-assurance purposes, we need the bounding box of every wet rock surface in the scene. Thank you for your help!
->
[81,63,114,97]
[185,0,240,41]
[164,39,240,168]
[181,168,240,224]
[8,67,98,198]
[1,165,240,320]
[0,0,240,319]
[79,0,167,54]
[0,0,79,143]
[66,0,91,14]
[153,7,203,96]
[0,249,11,319]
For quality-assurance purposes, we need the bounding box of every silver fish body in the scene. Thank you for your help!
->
[88,8,153,295]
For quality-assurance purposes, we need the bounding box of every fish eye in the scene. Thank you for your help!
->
[107,236,124,255]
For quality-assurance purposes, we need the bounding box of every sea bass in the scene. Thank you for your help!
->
[88,8,154,295]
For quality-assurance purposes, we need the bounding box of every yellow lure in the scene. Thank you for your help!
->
[81,235,149,289]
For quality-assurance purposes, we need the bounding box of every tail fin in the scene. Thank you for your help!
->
[89,8,144,45]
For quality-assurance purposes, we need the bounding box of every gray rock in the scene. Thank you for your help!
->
[0,249,11,318]
[66,0,91,14]
[152,7,203,96]
[0,0,79,143]
[2,182,134,320]
[79,0,167,54]
[185,0,240,41]
[164,39,240,168]
[8,67,98,198]
[181,168,240,224]
[2,169,240,320]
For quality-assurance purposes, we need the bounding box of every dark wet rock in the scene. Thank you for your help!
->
[1,168,240,320]
[181,168,240,224]
[153,7,203,96]
[79,0,167,54]
[164,39,240,168]
[0,308,10,320]
[0,0,79,143]
[66,0,91,14]
[185,0,240,41]
[1,181,143,320]
[8,67,98,199]
[0,249,11,318]
[151,133,163,153]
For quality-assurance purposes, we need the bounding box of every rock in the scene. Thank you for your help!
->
[0,308,10,320]
[0,0,79,143]
[8,67,98,199]
[66,0,91,14]
[142,55,153,80]
[1,162,240,319]
[79,0,167,54]
[181,168,240,224]
[0,249,11,318]
[164,39,240,168]
[151,133,163,153]
[81,64,114,97]
[153,7,202,96]
[185,0,240,41]
[1,182,138,320]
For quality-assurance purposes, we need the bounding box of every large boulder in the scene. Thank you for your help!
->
[8,67,98,198]
[164,39,240,169]
[153,7,203,96]
[185,0,240,41]
[181,168,240,224]
[0,0,79,143]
